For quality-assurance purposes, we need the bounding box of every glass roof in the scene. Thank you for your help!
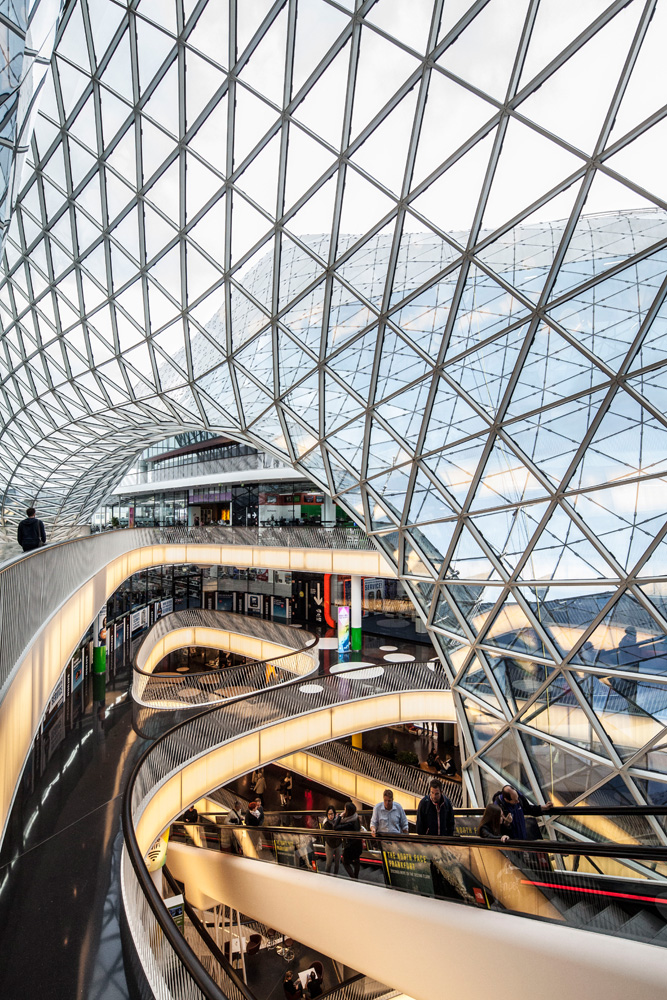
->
[1,0,667,810]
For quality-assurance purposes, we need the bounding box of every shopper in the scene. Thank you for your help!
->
[478,803,510,841]
[370,789,408,837]
[225,800,243,825]
[180,804,198,823]
[17,507,46,552]
[283,970,303,998]
[322,806,342,874]
[244,800,264,826]
[492,784,552,840]
[306,971,323,998]
[254,768,266,804]
[279,772,293,807]
[416,779,455,837]
[338,801,363,879]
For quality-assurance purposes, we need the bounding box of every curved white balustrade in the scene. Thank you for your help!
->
[132,609,319,708]
[0,526,393,847]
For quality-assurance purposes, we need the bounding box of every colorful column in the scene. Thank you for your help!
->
[351,574,362,651]
[93,607,107,675]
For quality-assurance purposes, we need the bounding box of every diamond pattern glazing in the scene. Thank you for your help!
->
[1,0,667,816]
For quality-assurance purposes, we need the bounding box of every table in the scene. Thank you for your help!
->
[297,967,316,989]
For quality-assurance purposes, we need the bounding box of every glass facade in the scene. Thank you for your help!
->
[0,1,665,809]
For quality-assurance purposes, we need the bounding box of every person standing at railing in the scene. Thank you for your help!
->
[322,806,342,874]
[254,768,266,805]
[17,507,46,552]
[492,784,552,839]
[370,789,409,838]
[477,803,510,842]
[245,800,264,827]
[339,801,363,879]
[416,779,455,837]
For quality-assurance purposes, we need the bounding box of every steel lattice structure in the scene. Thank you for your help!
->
[1,0,667,816]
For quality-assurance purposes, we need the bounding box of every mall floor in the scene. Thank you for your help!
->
[0,622,435,999]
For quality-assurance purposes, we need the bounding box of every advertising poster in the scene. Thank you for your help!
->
[272,596,289,622]
[130,606,150,635]
[164,894,185,933]
[71,652,83,691]
[338,605,350,654]
[274,836,298,867]
[381,844,435,896]
[246,593,262,617]
[217,592,234,612]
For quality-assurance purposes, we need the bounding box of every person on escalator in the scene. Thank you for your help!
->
[478,803,510,842]
[339,801,363,879]
[492,784,552,839]
[416,779,455,837]
[245,800,264,826]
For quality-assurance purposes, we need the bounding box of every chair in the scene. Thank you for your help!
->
[246,941,261,957]
[266,928,278,950]
[248,933,262,949]
[282,937,295,962]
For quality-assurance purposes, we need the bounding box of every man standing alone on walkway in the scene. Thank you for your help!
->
[17,507,46,552]
[370,789,408,837]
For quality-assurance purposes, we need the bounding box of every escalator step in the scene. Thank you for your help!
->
[619,909,667,942]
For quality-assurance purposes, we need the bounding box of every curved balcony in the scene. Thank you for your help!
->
[133,609,319,708]
[0,525,391,846]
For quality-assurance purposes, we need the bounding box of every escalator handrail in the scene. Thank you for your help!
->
[175,820,667,863]
[202,805,667,817]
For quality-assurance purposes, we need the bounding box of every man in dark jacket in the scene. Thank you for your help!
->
[17,507,46,552]
[492,784,552,839]
[416,779,455,836]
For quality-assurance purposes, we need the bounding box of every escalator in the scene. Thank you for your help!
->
[169,809,667,949]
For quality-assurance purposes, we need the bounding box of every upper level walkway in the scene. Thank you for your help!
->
[0,525,393,848]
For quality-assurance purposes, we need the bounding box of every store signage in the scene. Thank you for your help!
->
[164,894,185,932]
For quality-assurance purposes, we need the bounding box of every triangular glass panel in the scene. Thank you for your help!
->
[445,265,530,359]
[276,328,317,394]
[432,585,469,637]
[238,4,288,105]
[291,0,350,95]
[367,464,412,519]
[338,165,397,238]
[517,1,644,154]
[446,582,502,636]
[350,25,420,141]
[283,371,320,429]
[390,229,461,309]
[374,328,432,403]
[390,264,462,357]
[411,70,496,188]
[481,118,583,233]
[463,696,507,752]
[235,330,274,394]
[185,151,224,223]
[325,417,366,470]
[351,86,418,198]
[283,123,336,215]
[627,294,667,374]
[469,503,549,576]
[230,191,272,267]
[187,93,228,169]
[442,324,528,420]
[446,525,503,583]
[407,468,456,526]
[235,130,281,218]
[365,417,411,478]
[336,224,394,309]
[285,176,338,263]
[293,39,350,151]
[323,372,365,434]
[233,364,273,423]
[518,502,615,583]
[282,409,319,459]
[519,732,614,806]
[143,60,180,137]
[567,479,667,573]
[582,588,667,672]
[484,647,555,716]
[402,536,434,579]
[326,449,358,495]
[517,0,611,91]
[478,731,533,796]
[437,0,531,102]
[504,323,608,420]
[278,233,324,311]
[88,0,127,65]
[520,681,611,757]
[604,116,667,212]
[458,656,504,713]
[549,176,667,301]
[409,129,497,242]
[187,195,226,265]
[186,241,223,303]
[504,388,608,488]
[135,17,176,95]
[568,387,667,493]
[470,435,550,512]
[549,253,667,372]
[573,668,665,762]
[186,0,229,70]
[229,282,270,351]
[185,48,226,131]
[56,56,91,120]
[607,0,667,143]
[424,435,489,507]
[232,84,279,167]
[481,593,552,659]
[374,378,431,453]
[421,375,489,455]
[326,327,378,400]
[281,280,326,354]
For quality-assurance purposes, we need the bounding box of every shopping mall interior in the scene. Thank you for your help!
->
[0,1,666,998]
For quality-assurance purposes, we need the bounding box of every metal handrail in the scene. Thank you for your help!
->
[121,659,452,999]
[133,609,319,708]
